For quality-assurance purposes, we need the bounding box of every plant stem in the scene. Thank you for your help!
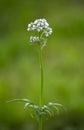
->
[38,44,44,130]
[39,117,42,130]
[39,45,43,107]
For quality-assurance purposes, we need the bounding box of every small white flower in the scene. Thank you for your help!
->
[27,22,34,31]
[30,36,40,43]
[44,27,52,37]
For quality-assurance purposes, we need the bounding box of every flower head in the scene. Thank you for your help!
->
[44,27,52,37]
[30,36,40,43]
[27,18,52,45]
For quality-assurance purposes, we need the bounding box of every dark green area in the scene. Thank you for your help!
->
[0,0,84,130]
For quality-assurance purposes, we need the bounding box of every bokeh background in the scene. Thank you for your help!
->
[0,0,84,130]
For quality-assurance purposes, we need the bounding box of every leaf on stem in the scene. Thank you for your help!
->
[7,98,33,104]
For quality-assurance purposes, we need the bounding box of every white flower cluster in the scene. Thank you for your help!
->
[27,18,52,43]
[44,27,52,37]
[30,36,39,43]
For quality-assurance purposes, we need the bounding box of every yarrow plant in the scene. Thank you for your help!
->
[7,18,64,130]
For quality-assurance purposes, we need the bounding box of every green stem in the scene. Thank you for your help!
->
[39,44,43,107]
[39,117,42,130]
[38,44,44,130]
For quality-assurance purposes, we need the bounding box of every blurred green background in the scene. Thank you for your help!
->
[0,0,84,130]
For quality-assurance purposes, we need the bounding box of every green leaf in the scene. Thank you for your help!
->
[52,105,60,115]
[33,105,40,120]
[42,105,54,117]
[7,98,33,103]
[47,102,53,106]
[48,102,63,108]
[54,103,63,107]
[24,103,31,109]
[44,109,52,117]
[54,103,66,111]
[47,102,64,115]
